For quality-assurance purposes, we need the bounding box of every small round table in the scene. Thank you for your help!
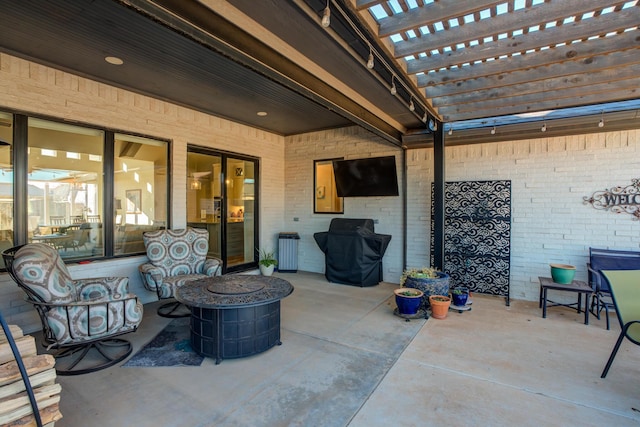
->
[175,275,294,364]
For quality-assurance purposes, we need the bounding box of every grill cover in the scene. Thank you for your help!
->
[313,218,391,287]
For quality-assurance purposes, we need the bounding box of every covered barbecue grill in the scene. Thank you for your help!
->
[313,218,391,287]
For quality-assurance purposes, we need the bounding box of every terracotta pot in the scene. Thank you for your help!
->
[428,295,451,319]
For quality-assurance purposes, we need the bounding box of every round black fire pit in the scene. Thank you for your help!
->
[175,275,293,364]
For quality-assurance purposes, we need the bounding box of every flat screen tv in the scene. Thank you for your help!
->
[333,156,399,197]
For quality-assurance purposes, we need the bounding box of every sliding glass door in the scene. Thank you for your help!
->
[187,147,258,273]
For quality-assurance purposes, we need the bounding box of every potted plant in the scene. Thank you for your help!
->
[451,287,469,307]
[400,267,450,309]
[428,295,451,319]
[258,248,278,276]
[394,288,424,315]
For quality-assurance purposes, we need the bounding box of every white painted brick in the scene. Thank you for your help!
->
[3,52,640,329]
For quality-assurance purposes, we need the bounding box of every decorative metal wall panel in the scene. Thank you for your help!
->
[431,180,511,304]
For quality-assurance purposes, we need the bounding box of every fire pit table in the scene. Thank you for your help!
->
[175,275,293,364]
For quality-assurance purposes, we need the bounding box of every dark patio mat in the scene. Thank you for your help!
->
[123,317,203,367]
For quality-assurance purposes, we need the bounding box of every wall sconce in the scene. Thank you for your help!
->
[190,179,202,190]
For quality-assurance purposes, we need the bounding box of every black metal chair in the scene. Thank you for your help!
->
[2,243,144,375]
[600,270,640,378]
[588,247,640,330]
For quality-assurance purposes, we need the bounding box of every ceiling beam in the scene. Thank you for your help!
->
[127,0,404,145]
[443,88,640,122]
[417,30,640,88]
[438,77,640,117]
[404,5,638,73]
[394,0,638,58]
[430,55,640,107]
[376,0,504,38]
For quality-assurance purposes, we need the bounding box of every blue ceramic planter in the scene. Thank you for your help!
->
[403,272,450,309]
[451,287,469,306]
[394,288,423,315]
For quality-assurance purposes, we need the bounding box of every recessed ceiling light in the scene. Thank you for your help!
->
[105,56,124,65]
[257,111,268,117]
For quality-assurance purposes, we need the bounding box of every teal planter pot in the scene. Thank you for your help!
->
[550,264,576,284]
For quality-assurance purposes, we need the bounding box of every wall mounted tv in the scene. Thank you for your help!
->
[333,156,399,197]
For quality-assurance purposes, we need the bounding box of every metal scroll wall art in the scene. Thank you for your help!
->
[583,178,640,220]
[431,180,512,305]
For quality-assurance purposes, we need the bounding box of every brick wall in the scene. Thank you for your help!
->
[284,127,405,282]
[0,53,285,331]
[2,52,639,331]
[285,127,640,303]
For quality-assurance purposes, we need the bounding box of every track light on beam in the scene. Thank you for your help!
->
[448,127,453,136]
[366,47,374,69]
[541,122,547,132]
[409,97,415,112]
[321,0,330,27]
[390,76,397,95]
[491,125,496,135]
[599,110,605,128]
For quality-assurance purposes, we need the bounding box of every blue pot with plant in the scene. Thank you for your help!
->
[451,287,469,306]
[394,288,424,315]
[400,267,450,309]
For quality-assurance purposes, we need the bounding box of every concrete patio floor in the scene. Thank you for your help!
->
[52,271,639,426]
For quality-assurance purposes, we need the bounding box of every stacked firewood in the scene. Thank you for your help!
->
[0,325,62,426]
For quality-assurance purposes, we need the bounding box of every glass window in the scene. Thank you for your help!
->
[226,157,255,267]
[314,158,343,214]
[187,148,258,273]
[0,111,13,267]
[114,133,168,255]
[27,118,103,260]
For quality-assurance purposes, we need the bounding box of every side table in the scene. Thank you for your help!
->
[538,277,593,324]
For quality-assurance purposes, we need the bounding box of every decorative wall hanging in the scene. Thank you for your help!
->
[431,180,512,305]
[583,178,640,220]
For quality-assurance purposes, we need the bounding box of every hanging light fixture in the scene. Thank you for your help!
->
[390,75,397,95]
[598,110,605,128]
[422,112,428,123]
[448,126,453,136]
[409,97,415,112]
[366,46,374,69]
[541,122,547,132]
[321,0,331,27]
[491,125,496,135]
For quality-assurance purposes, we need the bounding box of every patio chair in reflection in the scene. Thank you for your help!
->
[49,216,65,225]
[2,243,144,375]
[70,215,84,224]
[600,270,640,378]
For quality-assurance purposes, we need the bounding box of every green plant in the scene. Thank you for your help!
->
[398,290,421,297]
[258,248,278,267]
[451,288,466,295]
[400,267,440,286]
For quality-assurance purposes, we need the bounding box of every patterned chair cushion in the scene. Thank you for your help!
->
[12,243,75,303]
[143,228,209,276]
[12,243,143,345]
[139,228,221,299]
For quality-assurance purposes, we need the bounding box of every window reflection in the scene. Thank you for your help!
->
[0,111,13,267]
[114,134,168,255]
[314,158,343,214]
[27,118,103,259]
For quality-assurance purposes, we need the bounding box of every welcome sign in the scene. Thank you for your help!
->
[584,178,640,220]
